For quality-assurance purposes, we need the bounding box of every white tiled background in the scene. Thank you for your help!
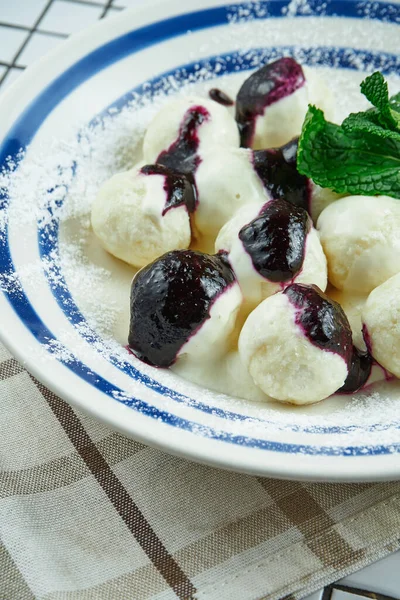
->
[0,0,125,89]
[0,1,399,599]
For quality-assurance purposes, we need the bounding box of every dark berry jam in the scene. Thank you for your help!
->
[362,324,373,354]
[128,250,236,367]
[236,57,305,147]
[284,283,353,363]
[238,198,311,282]
[156,105,210,182]
[140,164,196,215]
[209,88,234,106]
[337,346,372,393]
[252,137,311,213]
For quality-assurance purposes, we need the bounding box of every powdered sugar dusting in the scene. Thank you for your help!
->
[2,1,400,446]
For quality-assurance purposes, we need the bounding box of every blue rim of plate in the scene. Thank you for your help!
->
[1,0,400,457]
[38,44,400,437]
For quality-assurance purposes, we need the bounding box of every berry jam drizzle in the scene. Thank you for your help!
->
[209,88,234,106]
[140,164,196,215]
[284,283,353,364]
[239,198,311,282]
[236,57,306,147]
[253,138,311,213]
[362,323,373,354]
[157,106,210,185]
[338,346,373,393]
[128,250,236,367]
[361,324,393,383]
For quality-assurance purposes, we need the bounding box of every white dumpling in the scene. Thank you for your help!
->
[91,164,192,268]
[215,200,327,308]
[362,272,400,378]
[317,195,400,294]
[239,286,351,404]
[193,147,268,239]
[143,95,239,164]
[236,58,334,150]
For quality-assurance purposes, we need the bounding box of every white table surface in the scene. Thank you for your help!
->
[0,0,399,598]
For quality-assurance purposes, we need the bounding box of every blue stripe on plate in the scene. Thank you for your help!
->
[1,1,400,455]
[1,230,399,455]
[38,45,400,436]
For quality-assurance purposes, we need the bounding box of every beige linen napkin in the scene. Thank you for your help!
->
[1,340,400,600]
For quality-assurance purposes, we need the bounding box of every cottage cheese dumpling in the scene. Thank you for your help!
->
[91,164,194,268]
[236,58,334,149]
[318,195,400,294]
[215,199,327,307]
[143,96,240,168]
[362,273,400,377]
[239,284,352,404]
[128,250,242,367]
[194,147,268,239]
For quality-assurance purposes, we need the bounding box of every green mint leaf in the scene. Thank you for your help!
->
[360,72,400,130]
[297,105,400,197]
[342,111,400,140]
[389,91,400,116]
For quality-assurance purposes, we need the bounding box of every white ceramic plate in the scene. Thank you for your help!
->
[1,0,400,482]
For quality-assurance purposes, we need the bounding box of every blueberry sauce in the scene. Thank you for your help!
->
[252,137,311,213]
[236,57,306,147]
[140,164,196,215]
[362,323,373,354]
[156,105,210,183]
[209,88,234,106]
[361,324,393,382]
[238,198,311,283]
[284,283,353,364]
[337,346,373,393]
[128,250,236,367]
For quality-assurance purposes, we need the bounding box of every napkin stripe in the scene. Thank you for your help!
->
[42,563,170,600]
[258,479,365,569]
[0,433,145,498]
[32,377,197,600]
[0,543,35,600]
[175,504,293,575]
[0,357,25,379]
[0,453,88,498]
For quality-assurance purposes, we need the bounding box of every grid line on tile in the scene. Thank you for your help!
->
[62,0,113,9]
[0,0,56,86]
[331,583,399,600]
[0,0,120,89]
[0,21,68,40]
[100,0,115,18]
[10,0,59,63]
[0,61,24,70]
[321,587,333,600]
[0,4,398,600]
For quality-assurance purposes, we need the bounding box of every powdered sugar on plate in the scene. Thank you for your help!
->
[2,2,400,446]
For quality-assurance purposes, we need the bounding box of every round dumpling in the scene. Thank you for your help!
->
[193,147,268,239]
[215,199,327,307]
[239,284,352,404]
[317,195,400,294]
[235,57,334,149]
[91,164,193,268]
[128,250,242,366]
[361,272,400,377]
[143,95,239,166]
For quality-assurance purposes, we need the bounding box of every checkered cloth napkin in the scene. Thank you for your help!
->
[1,340,400,600]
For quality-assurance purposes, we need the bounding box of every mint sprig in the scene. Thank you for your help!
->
[360,71,400,130]
[297,71,400,198]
